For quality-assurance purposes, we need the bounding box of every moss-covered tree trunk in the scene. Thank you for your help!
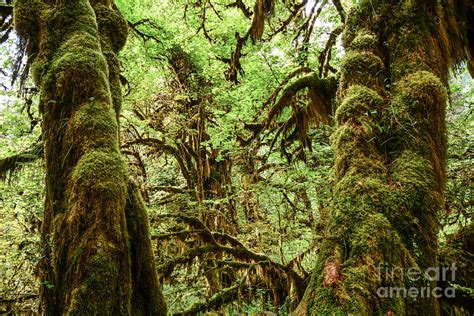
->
[14,0,167,314]
[294,0,472,314]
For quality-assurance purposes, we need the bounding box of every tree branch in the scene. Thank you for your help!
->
[173,277,247,316]
[0,142,43,181]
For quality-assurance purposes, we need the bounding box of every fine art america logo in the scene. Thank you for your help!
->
[376,262,457,298]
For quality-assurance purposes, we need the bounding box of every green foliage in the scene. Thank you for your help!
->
[0,0,472,314]
[0,159,42,314]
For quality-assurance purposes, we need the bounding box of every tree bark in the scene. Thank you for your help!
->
[14,0,167,314]
[294,0,472,314]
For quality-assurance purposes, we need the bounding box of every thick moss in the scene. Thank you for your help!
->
[67,100,120,154]
[388,71,447,187]
[92,3,128,117]
[390,151,434,200]
[68,246,129,314]
[13,0,44,40]
[297,0,457,314]
[125,183,168,315]
[392,71,446,112]
[331,124,384,179]
[70,150,126,189]
[349,32,379,52]
[14,0,167,314]
[94,4,128,53]
[335,85,383,124]
[341,0,388,48]
[341,51,383,71]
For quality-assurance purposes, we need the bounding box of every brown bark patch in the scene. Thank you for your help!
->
[322,257,343,287]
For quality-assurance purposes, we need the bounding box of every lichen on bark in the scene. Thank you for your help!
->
[13,0,167,314]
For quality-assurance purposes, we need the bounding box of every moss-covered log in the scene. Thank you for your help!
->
[13,0,167,314]
[294,0,473,314]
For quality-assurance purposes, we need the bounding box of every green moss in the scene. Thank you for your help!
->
[68,246,129,314]
[341,51,384,76]
[68,100,119,152]
[393,71,446,111]
[125,183,168,315]
[349,32,378,52]
[339,51,385,91]
[341,264,377,313]
[57,5,97,33]
[13,0,45,40]
[336,85,383,123]
[46,48,110,104]
[388,70,447,185]
[331,123,384,178]
[94,4,128,53]
[298,0,452,314]
[70,150,126,188]
[389,150,434,204]
[14,0,167,314]
[312,287,346,315]
[350,214,395,257]
[30,58,48,87]
[341,0,387,48]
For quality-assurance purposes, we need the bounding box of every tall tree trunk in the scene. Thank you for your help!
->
[295,0,472,314]
[14,0,167,314]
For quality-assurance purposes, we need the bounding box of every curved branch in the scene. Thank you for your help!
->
[122,138,192,186]
[0,142,43,181]
[157,213,305,288]
[173,277,247,316]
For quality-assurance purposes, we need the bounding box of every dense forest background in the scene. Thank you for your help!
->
[0,0,472,314]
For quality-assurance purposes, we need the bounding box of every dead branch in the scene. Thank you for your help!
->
[157,213,305,288]
[239,74,337,162]
[152,229,206,241]
[122,138,192,186]
[258,67,312,115]
[250,0,275,43]
[218,32,249,84]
